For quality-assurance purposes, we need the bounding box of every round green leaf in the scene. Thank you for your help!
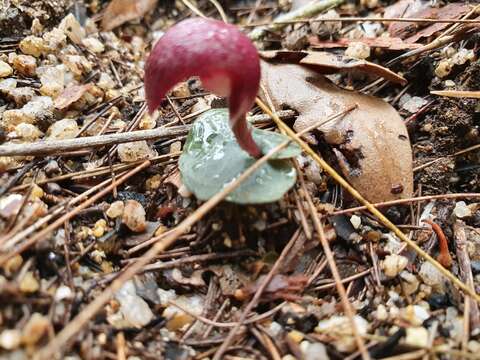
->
[179,108,300,204]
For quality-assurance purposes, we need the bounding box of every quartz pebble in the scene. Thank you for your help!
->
[106,201,124,219]
[350,215,361,229]
[0,60,13,77]
[14,123,43,142]
[22,313,51,346]
[345,42,371,59]
[59,14,86,44]
[405,326,429,348]
[382,254,408,278]
[12,55,37,77]
[82,37,105,53]
[47,119,79,139]
[117,141,156,162]
[19,271,39,293]
[97,73,116,90]
[122,200,146,233]
[38,65,66,98]
[453,201,472,219]
[304,342,329,360]
[315,315,368,352]
[19,36,45,57]
[163,294,204,331]
[115,280,154,328]
[0,329,22,350]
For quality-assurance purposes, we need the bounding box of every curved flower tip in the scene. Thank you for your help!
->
[144,17,262,157]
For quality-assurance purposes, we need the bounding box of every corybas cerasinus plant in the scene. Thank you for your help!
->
[145,18,262,158]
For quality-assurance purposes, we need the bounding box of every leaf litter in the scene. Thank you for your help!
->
[0,0,480,359]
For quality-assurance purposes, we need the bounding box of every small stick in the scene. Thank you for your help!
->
[454,220,480,334]
[330,193,480,216]
[0,111,296,157]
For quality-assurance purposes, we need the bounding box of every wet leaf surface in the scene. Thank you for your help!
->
[179,108,301,204]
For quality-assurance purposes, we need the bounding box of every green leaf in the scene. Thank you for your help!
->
[179,108,301,204]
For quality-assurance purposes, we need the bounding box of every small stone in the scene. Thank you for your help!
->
[350,215,361,229]
[375,304,388,321]
[399,271,419,295]
[47,119,79,139]
[287,330,304,344]
[31,18,43,35]
[163,294,204,331]
[361,0,378,8]
[146,175,162,191]
[419,261,446,292]
[45,160,61,177]
[97,73,116,90]
[14,123,43,142]
[54,285,73,301]
[8,87,36,106]
[169,141,182,153]
[92,219,108,238]
[19,271,39,293]
[139,113,156,130]
[401,96,427,113]
[311,10,341,38]
[59,14,86,45]
[122,200,146,233]
[2,254,23,276]
[401,305,430,326]
[0,60,13,77]
[345,42,371,59]
[382,254,408,278]
[43,28,67,51]
[315,315,368,352]
[12,55,37,77]
[117,141,156,162]
[63,55,92,78]
[38,65,66,98]
[435,60,452,78]
[106,201,124,219]
[0,329,22,350]
[82,37,105,53]
[404,326,429,348]
[268,321,283,337]
[171,82,190,98]
[0,78,17,94]
[115,281,154,328]
[19,36,45,57]
[304,342,329,360]
[22,313,51,346]
[453,201,472,219]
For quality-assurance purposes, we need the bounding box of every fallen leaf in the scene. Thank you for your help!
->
[405,4,472,43]
[261,61,413,203]
[388,2,471,40]
[54,84,92,109]
[179,108,301,204]
[101,0,158,31]
[309,36,422,51]
[260,50,407,85]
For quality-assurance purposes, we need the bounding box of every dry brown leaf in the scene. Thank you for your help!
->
[101,0,158,31]
[388,2,471,40]
[54,84,92,109]
[260,50,407,85]
[261,61,413,203]
[308,36,422,51]
[404,4,472,43]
